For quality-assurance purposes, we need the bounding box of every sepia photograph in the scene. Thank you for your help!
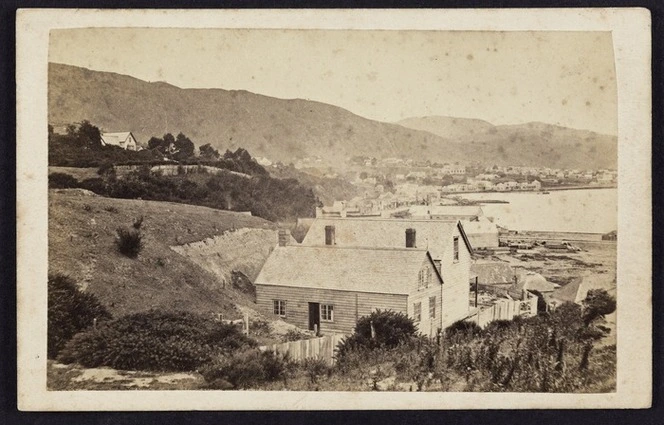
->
[16,8,651,410]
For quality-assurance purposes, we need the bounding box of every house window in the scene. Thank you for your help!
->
[453,236,459,261]
[321,304,334,322]
[273,300,286,317]
[429,296,436,318]
[413,302,422,322]
[418,265,432,290]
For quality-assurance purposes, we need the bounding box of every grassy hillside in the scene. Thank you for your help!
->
[398,116,617,169]
[48,189,276,317]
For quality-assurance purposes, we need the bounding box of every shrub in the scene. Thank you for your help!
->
[303,357,329,383]
[116,226,143,258]
[104,206,119,213]
[445,320,482,339]
[78,177,106,194]
[132,215,144,230]
[48,172,79,189]
[249,319,271,337]
[283,328,311,342]
[57,310,256,371]
[582,289,616,326]
[47,274,111,358]
[354,310,417,349]
[97,161,115,176]
[199,349,291,389]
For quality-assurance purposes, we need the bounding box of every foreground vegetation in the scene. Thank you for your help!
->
[50,298,616,392]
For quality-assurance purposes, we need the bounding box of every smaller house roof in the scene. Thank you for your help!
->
[255,245,438,295]
[552,275,616,305]
[471,261,515,285]
[509,271,558,298]
[462,217,499,236]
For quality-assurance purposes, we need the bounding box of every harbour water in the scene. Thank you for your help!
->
[457,188,617,234]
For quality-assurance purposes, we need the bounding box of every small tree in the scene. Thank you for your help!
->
[116,227,144,258]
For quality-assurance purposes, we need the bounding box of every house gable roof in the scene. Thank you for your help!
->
[255,246,440,295]
[101,132,136,146]
[301,217,473,259]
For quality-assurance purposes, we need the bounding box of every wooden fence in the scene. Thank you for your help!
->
[259,334,346,366]
[468,296,538,328]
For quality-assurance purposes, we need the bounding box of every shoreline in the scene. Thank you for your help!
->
[443,184,616,196]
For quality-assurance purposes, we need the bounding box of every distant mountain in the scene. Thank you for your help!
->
[397,117,617,169]
[398,116,496,140]
[49,63,616,170]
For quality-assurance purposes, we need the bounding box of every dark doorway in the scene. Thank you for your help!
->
[308,302,320,332]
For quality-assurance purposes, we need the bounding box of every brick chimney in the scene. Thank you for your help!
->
[433,259,442,274]
[278,229,290,247]
[406,228,416,248]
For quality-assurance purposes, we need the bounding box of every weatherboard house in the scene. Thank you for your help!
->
[100,132,138,150]
[254,217,473,336]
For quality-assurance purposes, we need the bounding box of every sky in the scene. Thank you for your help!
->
[49,28,617,135]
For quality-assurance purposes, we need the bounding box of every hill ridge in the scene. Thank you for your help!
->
[49,62,617,169]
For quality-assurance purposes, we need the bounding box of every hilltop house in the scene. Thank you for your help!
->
[295,217,473,330]
[255,245,446,336]
[100,132,138,150]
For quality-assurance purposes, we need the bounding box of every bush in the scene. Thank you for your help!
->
[57,310,256,371]
[283,328,312,342]
[48,172,79,189]
[132,215,144,230]
[445,320,482,339]
[582,289,616,326]
[116,226,143,258]
[336,310,418,361]
[48,274,111,358]
[303,357,330,383]
[199,349,292,389]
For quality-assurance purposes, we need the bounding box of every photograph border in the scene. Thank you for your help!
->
[16,7,651,411]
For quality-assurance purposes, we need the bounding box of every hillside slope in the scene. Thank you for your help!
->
[49,63,463,166]
[397,116,617,169]
[48,189,277,317]
[49,63,617,169]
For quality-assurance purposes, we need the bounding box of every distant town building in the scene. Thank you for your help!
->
[441,164,466,175]
[408,205,484,221]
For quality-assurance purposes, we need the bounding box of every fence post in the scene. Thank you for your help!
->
[244,312,249,336]
[93,317,97,330]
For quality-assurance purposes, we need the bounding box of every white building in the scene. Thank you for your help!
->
[101,132,138,150]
